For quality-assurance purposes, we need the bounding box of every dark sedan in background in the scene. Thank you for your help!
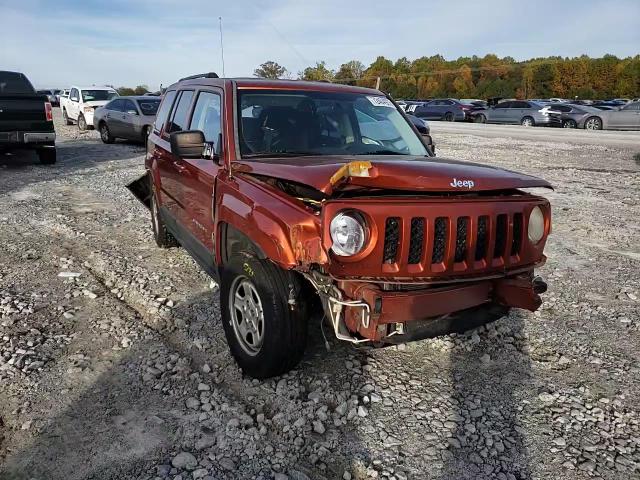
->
[94,96,161,143]
[412,98,468,121]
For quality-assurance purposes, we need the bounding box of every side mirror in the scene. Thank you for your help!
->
[170,130,205,159]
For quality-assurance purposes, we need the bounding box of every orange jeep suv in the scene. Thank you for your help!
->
[129,73,551,378]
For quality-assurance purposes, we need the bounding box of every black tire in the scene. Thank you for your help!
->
[562,119,577,128]
[99,122,115,144]
[62,109,73,125]
[474,114,487,123]
[443,112,454,122]
[150,188,178,248]
[584,116,602,130]
[521,116,535,127]
[220,254,308,379]
[78,114,87,131]
[37,148,56,165]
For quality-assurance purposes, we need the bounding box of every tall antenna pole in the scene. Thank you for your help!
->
[218,16,226,78]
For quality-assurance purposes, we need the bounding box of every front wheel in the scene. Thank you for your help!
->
[562,119,577,128]
[220,254,308,379]
[474,114,487,123]
[78,114,87,131]
[521,116,535,127]
[100,122,115,143]
[443,112,454,122]
[584,116,602,130]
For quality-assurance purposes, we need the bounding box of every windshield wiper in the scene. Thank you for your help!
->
[354,150,404,155]
[242,151,317,159]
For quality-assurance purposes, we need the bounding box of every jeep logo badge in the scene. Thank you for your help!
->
[450,178,475,189]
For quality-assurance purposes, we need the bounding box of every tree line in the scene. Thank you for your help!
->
[254,54,640,100]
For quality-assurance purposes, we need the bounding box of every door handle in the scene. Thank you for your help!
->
[173,162,188,174]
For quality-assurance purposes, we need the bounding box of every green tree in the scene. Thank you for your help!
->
[254,61,288,79]
[300,61,334,81]
[334,60,365,84]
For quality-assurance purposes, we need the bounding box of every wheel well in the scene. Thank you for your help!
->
[219,223,267,265]
[98,120,106,128]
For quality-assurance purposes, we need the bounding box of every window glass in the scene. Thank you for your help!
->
[122,99,138,113]
[237,89,428,158]
[138,99,161,115]
[495,101,511,109]
[168,90,195,133]
[513,101,530,108]
[0,72,35,94]
[623,102,640,111]
[81,89,118,101]
[189,92,222,142]
[154,90,177,132]
[70,88,79,100]
[443,100,454,105]
[107,99,124,111]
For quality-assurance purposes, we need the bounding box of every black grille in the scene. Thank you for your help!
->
[455,217,469,262]
[383,217,400,263]
[408,218,425,264]
[475,216,489,261]
[493,214,508,258]
[431,217,447,263]
[511,213,523,255]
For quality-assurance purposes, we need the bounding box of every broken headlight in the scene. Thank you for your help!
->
[330,211,367,256]
[528,206,545,244]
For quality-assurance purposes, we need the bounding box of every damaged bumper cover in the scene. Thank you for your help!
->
[308,271,547,344]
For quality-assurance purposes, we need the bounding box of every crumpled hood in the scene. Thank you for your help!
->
[234,155,553,195]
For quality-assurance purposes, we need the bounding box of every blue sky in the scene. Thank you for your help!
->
[1,0,638,89]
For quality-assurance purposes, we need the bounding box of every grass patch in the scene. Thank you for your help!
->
[635,152,640,166]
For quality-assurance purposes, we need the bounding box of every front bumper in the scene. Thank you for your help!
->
[0,131,56,147]
[336,272,546,342]
[83,111,96,126]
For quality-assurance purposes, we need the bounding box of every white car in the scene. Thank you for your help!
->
[60,86,119,130]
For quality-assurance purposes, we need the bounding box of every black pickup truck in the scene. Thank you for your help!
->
[0,70,56,164]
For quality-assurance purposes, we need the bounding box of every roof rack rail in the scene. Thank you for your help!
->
[179,72,219,81]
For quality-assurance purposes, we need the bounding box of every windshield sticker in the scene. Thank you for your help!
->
[367,96,395,108]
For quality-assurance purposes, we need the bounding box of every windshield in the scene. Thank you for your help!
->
[82,89,118,102]
[138,99,161,115]
[237,89,428,158]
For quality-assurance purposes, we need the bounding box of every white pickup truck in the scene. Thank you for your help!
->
[60,86,119,130]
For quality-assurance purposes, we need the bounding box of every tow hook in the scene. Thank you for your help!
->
[533,276,547,294]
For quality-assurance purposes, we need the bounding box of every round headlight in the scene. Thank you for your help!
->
[528,206,545,244]
[330,211,367,256]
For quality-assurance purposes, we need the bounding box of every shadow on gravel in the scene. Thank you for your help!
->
[0,141,144,195]
[440,312,532,480]
[0,340,175,480]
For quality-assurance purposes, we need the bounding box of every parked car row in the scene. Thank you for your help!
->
[398,96,640,130]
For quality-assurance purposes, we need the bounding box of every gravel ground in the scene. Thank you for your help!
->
[0,110,638,480]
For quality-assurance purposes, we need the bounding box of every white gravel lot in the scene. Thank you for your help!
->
[0,110,638,480]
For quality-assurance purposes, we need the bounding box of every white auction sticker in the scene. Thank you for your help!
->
[367,96,395,108]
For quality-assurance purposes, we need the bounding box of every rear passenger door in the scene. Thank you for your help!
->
[490,102,512,123]
[105,99,125,136]
[121,99,140,139]
[611,103,640,129]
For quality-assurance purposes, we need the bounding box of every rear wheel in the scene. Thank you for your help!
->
[220,254,308,379]
[584,116,602,130]
[62,109,72,125]
[443,112,454,122]
[150,187,178,248]
[474,114,487,123]
[99,122,115,143]
[521,116,535,127]
[37,148,56,165]
[562,119,577,128]
[77,114,87,131]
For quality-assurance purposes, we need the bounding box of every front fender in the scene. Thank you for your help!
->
[215,175,327,270]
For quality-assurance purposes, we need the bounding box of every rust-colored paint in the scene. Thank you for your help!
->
[144,76,552,340]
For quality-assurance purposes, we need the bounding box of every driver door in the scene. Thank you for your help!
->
[181,89,224,252]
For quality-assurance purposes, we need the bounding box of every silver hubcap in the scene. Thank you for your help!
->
[101,126,109,140]
[523,118,532,126]
[229,277,264,356]
[586,119,599,130]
